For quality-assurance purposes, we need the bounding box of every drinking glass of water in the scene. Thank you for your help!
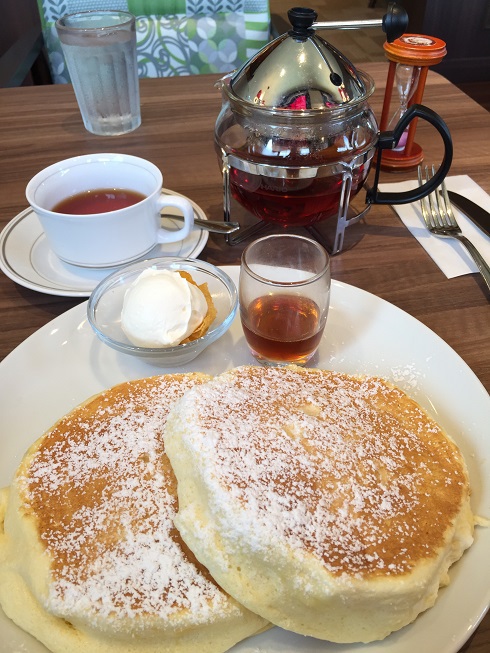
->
[239,234,331,366]
[56,10,141,136]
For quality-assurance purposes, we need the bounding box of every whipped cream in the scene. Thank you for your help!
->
[121,269,208,347]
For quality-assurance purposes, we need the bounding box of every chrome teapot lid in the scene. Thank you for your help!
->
[231,7,372,110]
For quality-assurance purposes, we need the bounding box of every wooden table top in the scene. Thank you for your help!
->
[0,62,488,651]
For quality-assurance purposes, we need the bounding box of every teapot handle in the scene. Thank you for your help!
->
[366,104,453,205]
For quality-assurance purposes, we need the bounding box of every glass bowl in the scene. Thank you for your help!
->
[87,257,238,365]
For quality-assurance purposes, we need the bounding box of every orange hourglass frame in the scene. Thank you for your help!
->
[379,34,447,171]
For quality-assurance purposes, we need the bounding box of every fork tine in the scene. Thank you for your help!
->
[430,164,448,229]
[420,164,463,232]
[438,177,459,228]
[417,165,432,229]
[425,165,444,229]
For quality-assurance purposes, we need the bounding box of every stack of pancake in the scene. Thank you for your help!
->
[0,373,268,653]
[0,366,475,651]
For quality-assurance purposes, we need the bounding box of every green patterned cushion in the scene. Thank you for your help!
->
[38,0,270,82]
[128,1,186,12]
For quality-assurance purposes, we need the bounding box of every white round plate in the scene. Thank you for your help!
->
[0,189,209,298]
[0,268,489,653]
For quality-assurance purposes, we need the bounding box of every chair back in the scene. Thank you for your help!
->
[37,0,271,83]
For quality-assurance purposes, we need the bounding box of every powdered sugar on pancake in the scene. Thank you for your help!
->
[18,374,240,632]
[168,366,469,580]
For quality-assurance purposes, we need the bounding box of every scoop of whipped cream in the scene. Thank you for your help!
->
[121,269,208,347]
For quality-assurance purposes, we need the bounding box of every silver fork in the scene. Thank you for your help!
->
[418,165,490,293]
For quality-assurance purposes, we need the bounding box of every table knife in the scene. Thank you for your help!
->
[447,191,490,237]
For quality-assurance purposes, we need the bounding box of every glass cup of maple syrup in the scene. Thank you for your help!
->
[239,234,331,366]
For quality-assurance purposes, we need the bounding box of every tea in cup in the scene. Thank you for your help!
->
[239,234,331,366]
[26,153,195,268]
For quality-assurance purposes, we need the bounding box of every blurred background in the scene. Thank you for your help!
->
[269,0,490,110]
[1,0,489,109]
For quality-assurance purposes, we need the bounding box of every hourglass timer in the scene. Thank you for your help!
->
[378,34,447,171]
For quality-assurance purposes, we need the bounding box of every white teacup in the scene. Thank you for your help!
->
[26,153,195,268]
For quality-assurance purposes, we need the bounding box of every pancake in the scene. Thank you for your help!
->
[164,365,475,644]
[0,373,268,653]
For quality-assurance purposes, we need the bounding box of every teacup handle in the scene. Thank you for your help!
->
[366,104,453,205]
[155,195,194,243]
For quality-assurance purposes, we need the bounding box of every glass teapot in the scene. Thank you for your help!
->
[214,5,452,250]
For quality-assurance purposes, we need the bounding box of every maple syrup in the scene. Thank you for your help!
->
[241,294,324,364]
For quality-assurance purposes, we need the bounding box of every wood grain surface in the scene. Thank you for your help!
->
[0,63,488,651]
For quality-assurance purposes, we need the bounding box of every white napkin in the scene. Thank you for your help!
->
[379,175,490,278]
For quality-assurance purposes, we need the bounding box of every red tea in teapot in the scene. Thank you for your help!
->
[217,105,376,228]
[229,164,369,227]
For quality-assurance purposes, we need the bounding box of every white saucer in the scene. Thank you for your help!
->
[0,189,209,297]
